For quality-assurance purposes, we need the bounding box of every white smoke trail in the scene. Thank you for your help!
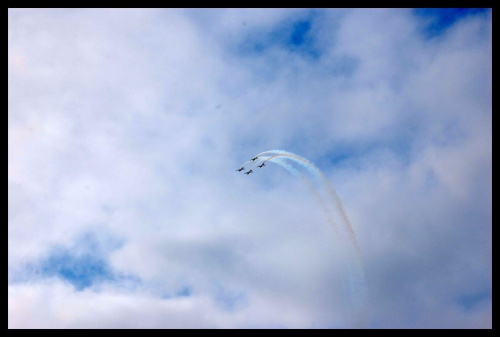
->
[239,150,368,324]
[268,157,340,235]
[239,150,290,170]
[262,151,362,260]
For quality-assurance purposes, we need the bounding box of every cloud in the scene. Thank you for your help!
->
[9,8,491,328]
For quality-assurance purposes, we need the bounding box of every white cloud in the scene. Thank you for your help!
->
[9,8,491,328]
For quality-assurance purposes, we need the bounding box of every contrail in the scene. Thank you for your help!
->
[238,150,367,324]
[268,157,340,235]
[261,151,361,260]
[238,150,289,170]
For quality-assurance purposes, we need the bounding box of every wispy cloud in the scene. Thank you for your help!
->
[9,8,491,328]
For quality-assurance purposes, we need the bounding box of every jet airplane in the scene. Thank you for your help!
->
[236,167,245,172]
[244,170,253,175]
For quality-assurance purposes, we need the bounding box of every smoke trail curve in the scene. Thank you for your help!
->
[239,150,368,325]
[262,152,362,260]
[268,157,340,235]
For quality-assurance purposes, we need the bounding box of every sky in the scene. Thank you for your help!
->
[8,8,492,329]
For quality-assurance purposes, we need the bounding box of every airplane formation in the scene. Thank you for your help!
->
[237,156,266,175]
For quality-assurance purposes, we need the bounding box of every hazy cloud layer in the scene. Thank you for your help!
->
[9,9,491,328]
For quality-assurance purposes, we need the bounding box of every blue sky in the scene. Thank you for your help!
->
[414,8,490,38]
[8,8,491,328]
